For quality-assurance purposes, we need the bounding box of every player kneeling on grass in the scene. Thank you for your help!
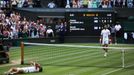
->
[4,61,43,75]
[100,25,111,57]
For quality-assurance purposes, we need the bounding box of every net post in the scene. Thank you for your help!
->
[21,42,24,65]
[121,49,125,68]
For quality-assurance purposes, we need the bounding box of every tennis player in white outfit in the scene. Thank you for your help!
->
[100,26,111,57]
[4,61,43,75]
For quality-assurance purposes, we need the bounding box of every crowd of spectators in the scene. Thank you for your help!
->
[0,0,41,8]
[0,9,66,39]
[0,0,10,8]
[55,0,134,8]
[0,0,134,8]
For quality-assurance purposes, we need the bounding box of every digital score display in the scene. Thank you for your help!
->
[66,11,115,36]
[69,19,85,31]
[83,13,98,17]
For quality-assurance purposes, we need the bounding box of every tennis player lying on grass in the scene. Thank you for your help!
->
[4,61,43,75]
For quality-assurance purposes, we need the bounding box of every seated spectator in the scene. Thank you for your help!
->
[122,0,126,7]
[65,0,71,8]
[11,0,18,8]
[65,4,71,8]
[127,1,133,8]
[108,0,112,8]
[72,0,78,8]
[28,0,34,8]
[97,0,102,7]
[0,9,3,13]
[58,22,66,43]
[48,1,56,8]
[92,0,97,8]
[9,29,14,39]
[46,26,54,37]
[0,0,6,8]
[5,0,10,7]
[30,23,39,38]
[115,0,120,7]
[17,0,25,8]
[38,24,46,37]
[77,0,83,8]
[23,0,29,7]
[102,0,108,8]
[110,0,114,7]
[55,22,61,36]
[82,0,88,8]
[88,0,92,8]
[3,28,10,38]
[10,24,18,39]
[119,0,124,8]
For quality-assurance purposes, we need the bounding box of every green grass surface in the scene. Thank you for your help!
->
[0,43,134,75]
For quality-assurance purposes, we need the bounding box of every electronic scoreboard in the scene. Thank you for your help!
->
[65,10,116,36]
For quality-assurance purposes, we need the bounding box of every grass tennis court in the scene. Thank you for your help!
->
[0,43,134,75]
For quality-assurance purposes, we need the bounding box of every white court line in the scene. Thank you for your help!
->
[102,68,122,75]
[0,63,17,68]
[102,64,134,75]
[0,60,20,68]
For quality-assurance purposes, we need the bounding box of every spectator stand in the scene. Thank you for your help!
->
[0,34,9,64]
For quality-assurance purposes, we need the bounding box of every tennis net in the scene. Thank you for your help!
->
[20,42,134,68]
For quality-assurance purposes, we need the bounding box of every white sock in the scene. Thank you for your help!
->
[104,52,107,57]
